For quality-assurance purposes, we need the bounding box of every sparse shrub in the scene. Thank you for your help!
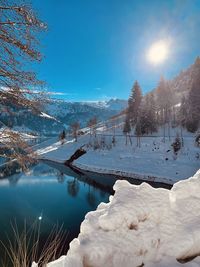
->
[106,143,112,150]
[100,136,106,149]
[93,137,100,150]
[70,122,80,142]
[195,134,200,147]
[59,130,66,145]
[171,134,181,155]
[112,136,116,146]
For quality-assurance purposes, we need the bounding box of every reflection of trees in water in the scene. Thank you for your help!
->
[56,172,65,183]
[86,185,97,208]
[67,178,80,197]
[99,189,107,198]
[0,159,21,179]
[8,173,22,186]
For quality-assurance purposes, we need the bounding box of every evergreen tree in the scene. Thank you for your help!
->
[148,93,158,133]
[179,96,188,128]
[156,76,172,124]
[185,57,200,132]
[178,57,200,133]
[178,96,188,146]
[140,93,157,135]
[191,56,200,82]
[59,130,66,144]
[127,81,142,126]
[156,76,172,141]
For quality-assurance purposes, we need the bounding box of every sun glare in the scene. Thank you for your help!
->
[147,40,169,64]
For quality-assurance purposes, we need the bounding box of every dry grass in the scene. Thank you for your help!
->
[0,220,68,267]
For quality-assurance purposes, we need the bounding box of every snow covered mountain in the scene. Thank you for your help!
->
[0,98,127,136]
[45,98,127,116]
[44,98,127,128]
[81,99,128,111]
[0,104,64,136]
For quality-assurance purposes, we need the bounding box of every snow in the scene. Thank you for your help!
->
[45,99,127,115]
[37,137,83,161]
[81,99,128,110]
[38,126,200,183]
[0,127,38,143]
[32,123,200,267]
[75,135,200,183]
[32,169,200,267]
[40,112,58,121]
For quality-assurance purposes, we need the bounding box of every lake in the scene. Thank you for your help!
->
[0,162,110,265]
[0,159,172,265]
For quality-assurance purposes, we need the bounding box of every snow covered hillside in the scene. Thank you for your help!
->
[38,123,200,184]
[153,57,200,105]
[44,98,127,128]
[45,98,127,116]
[33,169,200,267]
[0,98,127,136]
[0,104,64,136]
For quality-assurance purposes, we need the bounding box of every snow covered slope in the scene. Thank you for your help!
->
[44,98,127,128]
[154,56,200,105]
[0,98,127,136]
[82,98,128,111]
[46,98,127,116]
[38,125,199,183]
[33,169,200,267]
[0,103,64,136]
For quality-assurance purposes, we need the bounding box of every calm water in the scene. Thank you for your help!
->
[0,162,110,264]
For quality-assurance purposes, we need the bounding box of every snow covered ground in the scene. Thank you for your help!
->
[0,127,38,142]
[32,169,200,267]
[38,126,200,184]
[33,125,200,266]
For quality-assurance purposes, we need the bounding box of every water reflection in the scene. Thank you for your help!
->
[0,162,110,262]
[43,160,115,194]
[67,178,80,197]
[56,172,65,183]
[86,186,97,208]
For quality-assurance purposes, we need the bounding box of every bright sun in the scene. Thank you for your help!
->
[147,40,169,64]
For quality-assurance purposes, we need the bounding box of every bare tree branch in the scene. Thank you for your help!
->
[0,0,47,166]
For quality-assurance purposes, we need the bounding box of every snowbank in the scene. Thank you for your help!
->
[33,169,200,267]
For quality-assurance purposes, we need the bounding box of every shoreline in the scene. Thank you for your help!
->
[40,158,173,190]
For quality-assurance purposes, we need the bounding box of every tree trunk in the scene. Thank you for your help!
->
[168,121,171,141]
[180,126,184,147]
[128,134,132,146]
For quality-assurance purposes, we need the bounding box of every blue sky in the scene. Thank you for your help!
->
[33,0,200,101]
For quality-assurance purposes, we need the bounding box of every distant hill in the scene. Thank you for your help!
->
[0,98,127,136]
[44,98,127,129]
[158,57,200,104]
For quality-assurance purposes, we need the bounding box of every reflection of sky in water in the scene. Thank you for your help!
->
[0,163,110,257]
[0,178,58,187]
